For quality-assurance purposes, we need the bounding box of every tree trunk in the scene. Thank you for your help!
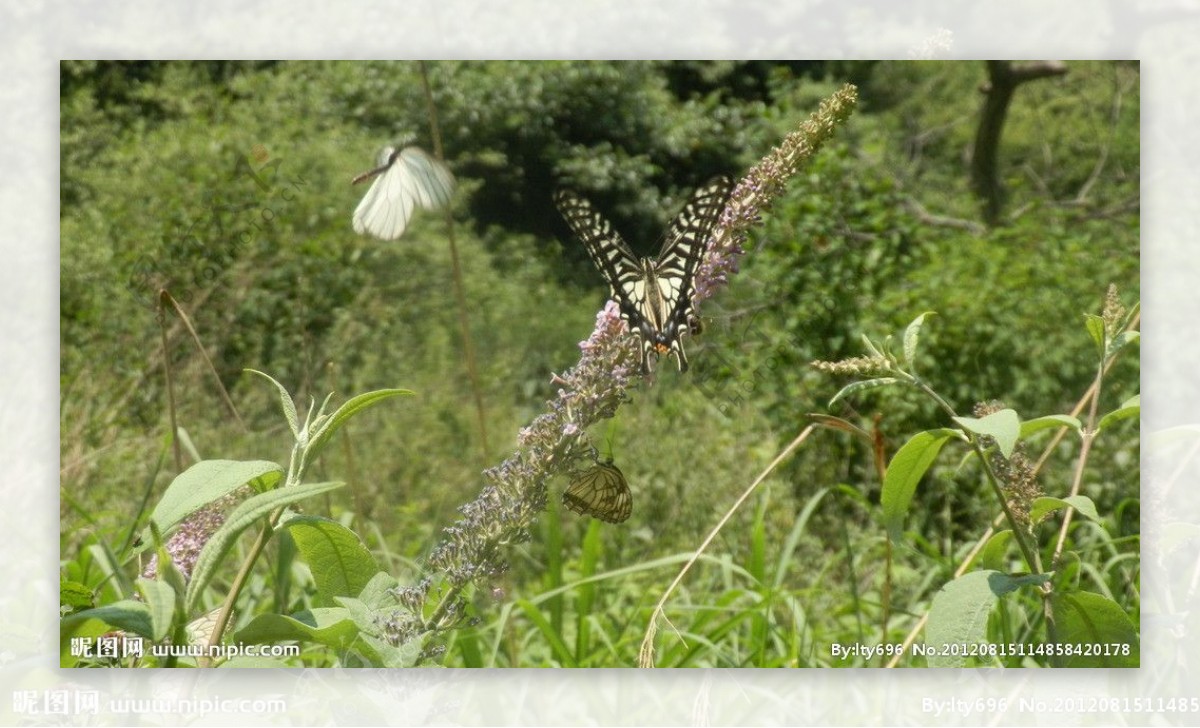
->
[971,60,1069,226]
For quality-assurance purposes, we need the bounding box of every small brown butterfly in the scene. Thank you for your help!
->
[563,460,632,524]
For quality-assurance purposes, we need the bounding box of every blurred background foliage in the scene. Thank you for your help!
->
[60,60,1139,664]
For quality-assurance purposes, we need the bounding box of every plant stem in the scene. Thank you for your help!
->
[417,60,490,465]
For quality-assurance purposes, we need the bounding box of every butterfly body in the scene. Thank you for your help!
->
[352,145,455,241]
[555,177,732,373]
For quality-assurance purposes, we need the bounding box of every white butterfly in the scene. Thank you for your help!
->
[351,145,455,240]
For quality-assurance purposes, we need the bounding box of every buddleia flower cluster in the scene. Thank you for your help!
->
[693,85,858,304]
[391,85,858,650]
[389,301,639,643]
[143,489,246,581]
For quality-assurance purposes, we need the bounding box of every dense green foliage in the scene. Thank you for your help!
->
[60,61,1139,667]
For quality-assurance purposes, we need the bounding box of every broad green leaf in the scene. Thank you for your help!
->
[184,480,344,612]
[1051,590,1139,667]
[1054,551,1082,591]
[303,389,414,469]
[245,369,300,439]
[135,578,176,641]
[59,613,111,667]
[902,311,935,368]
[1030,495,1101,525]
[828,377,902,409]
[972,530,1014,572]
[234,608,360,651]
[1020,414,1082,438]
[926,571,1049,667]
[336,596,425,667]
[282,515,380,607]
[953,409,1020,458]
[141,460,283,549]
[1098,395,1140,432]
[357,571,403,609]
[882,429,958,539]
[350,631,424,668]
[61,600,155,641]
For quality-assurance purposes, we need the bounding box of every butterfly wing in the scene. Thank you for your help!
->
[553,190,647,332]
[352,146,455,241]
[396,147,456,211]
[563,462,632,524]
[650,176,734,370]
[556,178,732,374]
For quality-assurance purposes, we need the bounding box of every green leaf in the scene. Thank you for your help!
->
[860,333,884,359]
[972,530,1014,572]
[1019,414,1082,438]
[1051,591,1139,666]
[1054,551,1082,591]
[282,515,381,607]
[184,480,345,612]
[62,600,155,640]
[1106,330,1139,359]
[59,580,95,613]
[140,460,284,549]
[902,311,935,368]
[1030,495,1102,525]
[59,612,111,667]
[246,369,300,439]
[336,595,425,667]
[1085,314,1106,353]
[828,377,903,408]
[953,409,1020,458]
[234,608,360,650]
[925,571,1049,667]
[135,578,176,641]
[1098,395,1140,432]
[357,571,403,609]
[218,656,297,668]
[302,389,414,469]
[882,429,958,539]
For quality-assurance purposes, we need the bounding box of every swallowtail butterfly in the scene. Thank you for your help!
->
[555,177,732,373]
[352,145,455,241]
[563,460,633,524]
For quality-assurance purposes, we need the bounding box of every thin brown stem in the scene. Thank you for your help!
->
[161,290,246,432]
[417,60,490,464]
[639,426,813,667]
